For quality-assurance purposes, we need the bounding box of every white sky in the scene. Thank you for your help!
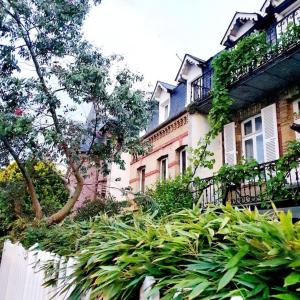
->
[83,0,263,89]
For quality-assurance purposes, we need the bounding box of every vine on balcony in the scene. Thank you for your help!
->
[189,24,300,205]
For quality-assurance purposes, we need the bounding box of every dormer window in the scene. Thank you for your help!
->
[164,103,169,121]
[159,99,170,123]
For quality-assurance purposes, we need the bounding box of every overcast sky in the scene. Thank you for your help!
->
[83,0,263,89]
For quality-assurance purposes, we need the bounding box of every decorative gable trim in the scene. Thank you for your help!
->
[175,54,205,82]
[152,81,175,100]
[221,12,261,46]
[260,0,286,14]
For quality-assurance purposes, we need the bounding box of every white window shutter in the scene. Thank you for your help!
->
[224,122,237,165]
[261,103,279,162]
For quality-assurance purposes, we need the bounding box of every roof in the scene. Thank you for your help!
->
[221,12,261,46]
[175,54,205,82]
[158,81,176,91]
[151,81,176,101]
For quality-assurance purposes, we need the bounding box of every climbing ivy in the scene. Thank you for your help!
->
[189,23,300,205]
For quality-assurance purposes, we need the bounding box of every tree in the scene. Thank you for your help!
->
[0,0,153,224]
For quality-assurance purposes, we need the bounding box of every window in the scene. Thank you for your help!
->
[160,100,170,123]
[139,167,146,193]
[160,157,168,180]
[163,103,169,121]
[242,115,264,163]
[180,149,187,174]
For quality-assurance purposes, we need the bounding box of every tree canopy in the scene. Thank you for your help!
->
[0,0,153,224]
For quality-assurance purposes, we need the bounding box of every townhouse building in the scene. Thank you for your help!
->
[130,0,300,215]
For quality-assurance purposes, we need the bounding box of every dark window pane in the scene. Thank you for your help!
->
[244,120,252,135]
[181,150,186,174]
[255,116,262,132]
[140,168,145,193]
[161,159,167,180]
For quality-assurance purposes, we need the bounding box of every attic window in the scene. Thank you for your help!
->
[160,100,170,123]
[164,103,169,121]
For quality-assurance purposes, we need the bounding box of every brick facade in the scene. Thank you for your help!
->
[130,112,189,193]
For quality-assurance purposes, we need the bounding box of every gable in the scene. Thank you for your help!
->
[221,12,261,46]
[175,54,205,82]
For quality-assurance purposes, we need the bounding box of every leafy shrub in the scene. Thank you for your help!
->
[74,196,130,222]
[67,205,300,299]
[0,161,69,235]
[136,174,194,216]
[7,217,91,257]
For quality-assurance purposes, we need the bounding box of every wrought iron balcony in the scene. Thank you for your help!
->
[191,69,213,103]
[195,158,300,209]
[192,6,300,112]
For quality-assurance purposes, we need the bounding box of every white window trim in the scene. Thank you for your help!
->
[179,148,187,174]
[139,167,146,193]
[160,157,169,180]
[241,114,264,162]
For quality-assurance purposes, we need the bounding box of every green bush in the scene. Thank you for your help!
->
[74,197,130,222]
[66,206,300,299]
[136,174,194,216]
[0,161,69,236]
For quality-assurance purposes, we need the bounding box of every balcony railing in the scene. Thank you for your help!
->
[195,158,300,208]
[192,6,300,103]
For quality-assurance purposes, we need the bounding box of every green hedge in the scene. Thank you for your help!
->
[66,206,300,299]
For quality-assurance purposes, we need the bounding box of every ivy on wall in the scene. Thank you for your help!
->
[188,23,300,206]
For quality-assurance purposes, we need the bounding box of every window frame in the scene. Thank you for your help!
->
[160,157,169,180]
[139,167,146,193]
[241,114,264,163]
[160,99,170,123]
[179,148,187,175]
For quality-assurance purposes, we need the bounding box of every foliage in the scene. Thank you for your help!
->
[0,161,69,235]
[136,173,194,217]
[65,206,300,299]
[7,217,91,257]
[187,23,300,182]
[74,197,130,222]
[0,0,153,223]
[204,140,300,206]
[209,24,300,137]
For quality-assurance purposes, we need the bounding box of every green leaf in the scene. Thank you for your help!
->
[284,272,300,287]
[258,258,289,267]
[188,281,211,299]
[273,293,300,300]
[225,245,249,269]
[218,267,238,291]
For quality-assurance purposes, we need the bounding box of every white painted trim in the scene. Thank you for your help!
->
[241,114,264,162]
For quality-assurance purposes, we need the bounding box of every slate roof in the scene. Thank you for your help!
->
[157,81,176,91]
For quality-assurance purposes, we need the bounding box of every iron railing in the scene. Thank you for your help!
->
[191,6,300,103]
[195,158,300,208]
[191,69,213,103]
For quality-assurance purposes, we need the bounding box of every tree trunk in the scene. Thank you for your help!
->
[9,6,84,223]
[47,162,84,224]
[1,138,43,220]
